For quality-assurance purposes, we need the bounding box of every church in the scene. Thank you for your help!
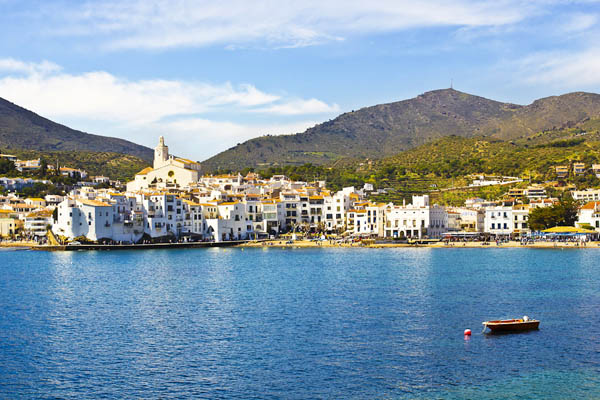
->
[126,137,202,192]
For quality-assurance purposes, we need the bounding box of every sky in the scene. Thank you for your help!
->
[1,0,600,161]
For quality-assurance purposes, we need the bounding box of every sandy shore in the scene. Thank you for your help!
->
[3,239,598,250]
[0,241,40,248]
[239,239,600,249]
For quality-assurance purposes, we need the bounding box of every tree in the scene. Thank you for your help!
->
[0,158,16,174]
[37,159,48,178]
[528,193,579,231]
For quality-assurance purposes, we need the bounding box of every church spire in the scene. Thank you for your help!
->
[154,136,169,169]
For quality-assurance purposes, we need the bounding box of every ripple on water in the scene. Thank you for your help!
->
[0,248,599,398]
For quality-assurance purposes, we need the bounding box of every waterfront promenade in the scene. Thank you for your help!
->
[240,239,600,249]
[3,239,598,251]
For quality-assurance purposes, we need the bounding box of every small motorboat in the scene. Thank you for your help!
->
[482,316,540,333]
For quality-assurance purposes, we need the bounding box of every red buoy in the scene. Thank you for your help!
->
[464,329,472,336]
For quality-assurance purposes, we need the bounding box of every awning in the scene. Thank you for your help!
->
[541,226,597,234]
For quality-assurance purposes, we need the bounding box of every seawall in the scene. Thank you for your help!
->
[33,240,258,252]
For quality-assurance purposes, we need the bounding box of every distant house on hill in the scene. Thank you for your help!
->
[60,167,88,179]
[14,158,41,172]
[573,163,586,176]
[555,165,569,178]
[0,154,18,162]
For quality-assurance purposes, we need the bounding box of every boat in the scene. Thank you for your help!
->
[482,316,540,333]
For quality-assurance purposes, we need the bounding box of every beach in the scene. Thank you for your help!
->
[239,239,600,249]
[2,239,598,250]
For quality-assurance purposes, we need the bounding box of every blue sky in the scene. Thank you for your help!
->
[1,0,599,161]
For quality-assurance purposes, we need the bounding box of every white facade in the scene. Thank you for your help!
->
[578,202,600,231]
[383,195,448,239]
[53,198,115,241]
[571,189,600,202]
[53,197,145,243]
[24,211,53,237]
[484,206,513,236]
[512,206,530,235]
[127,137,201,192]
[206,202,254,241]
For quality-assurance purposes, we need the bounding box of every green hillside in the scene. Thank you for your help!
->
[3,149,150,181]
[203,89,600,171]
[0,97,153,162]
[236,122,600,205]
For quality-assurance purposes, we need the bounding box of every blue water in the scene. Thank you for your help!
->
[0,248,599,399]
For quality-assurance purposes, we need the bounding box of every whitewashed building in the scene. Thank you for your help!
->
[484,206,513,236]
[383,195,448,239]
[571,189,600,202]
[127,137,201,192]
[578,201,600,231]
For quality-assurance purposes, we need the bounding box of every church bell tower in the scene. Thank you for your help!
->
[154,136,169,169]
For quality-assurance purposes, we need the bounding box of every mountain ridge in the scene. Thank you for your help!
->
[0,97,153,162]
[202,89,600,171]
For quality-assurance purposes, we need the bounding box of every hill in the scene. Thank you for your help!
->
[248,120,600,205]
[0,97,153,162]
[203,89,600,171]
[6,149,150,181]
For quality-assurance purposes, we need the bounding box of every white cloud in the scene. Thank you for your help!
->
[253,98,340,115]
[0,59,337,160]
[0,58,61,75]
[46,0,541,50]
[560,13,598,33]
[518,47,600,87]
[149,118,318,160]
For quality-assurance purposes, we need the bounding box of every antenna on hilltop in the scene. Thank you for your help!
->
[450,78,453,89]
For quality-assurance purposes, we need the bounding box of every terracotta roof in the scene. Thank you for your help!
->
[26,209,53,218]
[175,157,201,166]
[581,201,600,210]
[137,167,153,175]
[78,198,111,207]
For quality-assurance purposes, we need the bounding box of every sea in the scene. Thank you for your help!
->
[0,247,599,399]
